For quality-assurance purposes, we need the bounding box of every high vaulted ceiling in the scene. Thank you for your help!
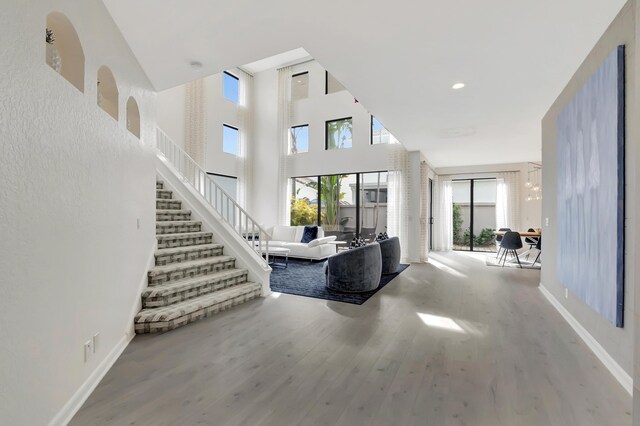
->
[102,0,626,167]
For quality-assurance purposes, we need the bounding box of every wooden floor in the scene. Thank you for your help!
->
[72,251,631,426]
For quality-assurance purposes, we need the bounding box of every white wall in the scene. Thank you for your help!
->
[0,1,156,424]
[285,61,396,177]
[542,0,636,383]
[156,72,245,179]
[251,61,400,226]
[435,162,543,230]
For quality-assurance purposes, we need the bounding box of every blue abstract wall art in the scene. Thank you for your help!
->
[557,45,625,327]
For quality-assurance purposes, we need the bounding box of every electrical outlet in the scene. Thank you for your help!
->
[565,288,569,299]
[92,333,100,354]
[84,340,93,362]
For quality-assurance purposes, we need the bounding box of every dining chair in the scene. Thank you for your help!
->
[496,228,511,259]
[533,236,542,265]
[524,228,539,260]
[499,231,523,268]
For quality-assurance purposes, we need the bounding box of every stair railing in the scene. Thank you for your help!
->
[156,129,269,266]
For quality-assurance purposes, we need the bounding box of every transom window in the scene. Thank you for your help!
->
[325,117,352,150]
[291,72,309,101]
[223,124,239,155]
[223,71,239,104]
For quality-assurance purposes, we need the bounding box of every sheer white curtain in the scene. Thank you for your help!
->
[495,171,520,230]
[433,177,453,251]
[236,69,253,209]
[184,78,206,167]
[387,144,409,261]
[419,162,430,262]
[276,66,293,225]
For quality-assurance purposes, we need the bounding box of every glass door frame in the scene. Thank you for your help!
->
[291,170,389,239]
[452,177,497,252]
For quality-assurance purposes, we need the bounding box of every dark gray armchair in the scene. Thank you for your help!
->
[324,242,382,293]
[378,236,401,274]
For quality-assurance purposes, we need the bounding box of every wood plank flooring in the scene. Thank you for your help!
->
[71,251,631,425]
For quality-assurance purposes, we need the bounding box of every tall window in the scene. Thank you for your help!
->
[371,116,398,144]
[289,124,309,154]
[291,72,309,101]
[223,71,239,103]
[290,172,388,243]
[452,179,497,252]
[325,117,352,150]
[325,71,346,94]
[291,177,318,226]
[359,172,388,241]
[223,124,239,155]
[207,173,238,223]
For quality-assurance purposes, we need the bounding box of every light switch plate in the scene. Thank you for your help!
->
[545,217,550,227]
[84,340,92,362]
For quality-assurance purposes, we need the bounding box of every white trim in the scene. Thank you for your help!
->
[48,334,133,426]
[539,283,632,394]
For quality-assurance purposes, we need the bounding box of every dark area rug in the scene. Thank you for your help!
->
[270,259,409,304]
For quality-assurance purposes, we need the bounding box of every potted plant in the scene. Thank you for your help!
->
[46,28,61,73]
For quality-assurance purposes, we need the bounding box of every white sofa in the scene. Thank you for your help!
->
[265,225,337,260]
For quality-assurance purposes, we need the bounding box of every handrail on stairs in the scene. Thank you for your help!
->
[156,128,270,266]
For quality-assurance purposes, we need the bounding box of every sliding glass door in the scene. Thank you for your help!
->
[290,172,388,242]
[452,178,497,252]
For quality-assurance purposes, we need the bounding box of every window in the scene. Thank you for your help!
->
[371,116,398,144]
[289,125,309,154]
[325,71,345,94]
[290,177,318,226]
[325,117,352,150]
[291,72,309,101]
[359,172,388,242]
[452,179,498,252]
[290,171,389,242]
[223,124,239,155]
[223,71,239,103]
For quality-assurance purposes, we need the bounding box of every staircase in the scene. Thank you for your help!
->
[134,180,262,334]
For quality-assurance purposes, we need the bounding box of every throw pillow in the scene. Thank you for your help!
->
[308,236,337,248]
[376,232,389,241]
[301,225,318,243]
[349,237,367,249]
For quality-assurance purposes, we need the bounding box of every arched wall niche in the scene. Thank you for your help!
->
[45,12,85,92]
[126,96,141,138]
[97,66,119,120]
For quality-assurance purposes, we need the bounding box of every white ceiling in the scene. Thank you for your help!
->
[102,0,626,167]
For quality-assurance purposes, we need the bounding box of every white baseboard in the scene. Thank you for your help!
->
[539,284,633,395]
[48,333,133,426]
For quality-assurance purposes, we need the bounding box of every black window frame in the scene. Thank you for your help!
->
[222,71,239,103]
[451,177,498,252]
[291,72,309,100]
[289,124,310,154]
[325,117,353,150]
[290,170,389,238]
[222,123,240,155]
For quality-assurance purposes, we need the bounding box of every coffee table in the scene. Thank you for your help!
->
[327,241,348,252]
[265,247,290,268]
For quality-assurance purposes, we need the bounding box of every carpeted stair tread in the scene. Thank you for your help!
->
[156,189,173,199]
[134,282,262,332]
[142,268,248,300]
[156,231,212,241]
[156,244,223,257]
[156,220,202,234]
[149,255,235,276]
[154,243,224,265]
[156,199,182,208]
[156,209,191,214]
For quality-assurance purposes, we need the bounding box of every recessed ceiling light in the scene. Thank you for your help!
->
[297,80,302,83]
[452,82,466,90]
[190,61,203,70]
